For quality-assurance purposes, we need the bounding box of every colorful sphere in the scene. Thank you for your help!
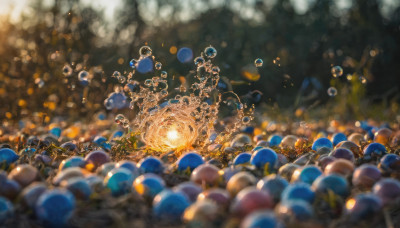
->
[0,197,13,223]
[312,138,333,151]
[278,163,300,181]
[233,153,252,166]
[61,177,92,200]
[276,200,314,222]
[190,164,220,187]
[352,164,381,189]
[291,165,323,185]
[183,200,218,226]
[250,148,278,171]
[372,178,400,206]
[332,133,347,146]
[378,154,400,173]
[59,156,86,171]
[84,150,111,171]
[227,172,257,196]
[197,188,231,209]
[312,174,349,198]
[104,167,134,196]
[329,148,355,162]
[268,135,282,147]
[257,174,289,204]
[177,152,204,172]
[173,182,202,203]
[134,173,166,200]
[324,159,354,177]
[8,164,38,187]
[363,143,387,160]
[281,183,315,204]
[241,210,282,228]
[20,183,47,209]
[345,194,382,222]
[0,148,19,166]
[138,156,164,174]
[153,190,190,221]
[230,187,273,218]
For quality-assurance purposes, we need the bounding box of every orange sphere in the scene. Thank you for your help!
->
[348,133,364,146]
[374,128,393,145]
[324,159,354,177]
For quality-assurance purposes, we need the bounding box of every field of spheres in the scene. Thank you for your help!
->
[0,0,400,228]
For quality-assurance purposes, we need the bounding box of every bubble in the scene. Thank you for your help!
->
[273,57,281,66]
[204,46,217,58]
[160,71,167,78]
[139,46,152,57]
[115,114,126,124]
[346,74,353,81]
[35,78,45,88]
[254,58,263,67]
[137,57,153,74]
[129,59,138,69]
[359,76,367,84]
[194,57,205,67]
[112,71,121,78]
[327,87,337,97]
[155,61,162,70]
[104,92,127,110]
[331,66,343,77]
[144,79,153,87]
[211,66,220,75]
[177,47,193,63]
[118,76,126,83]
[78,70,89,82]
[242,116,251,124]
[62,64,73,77]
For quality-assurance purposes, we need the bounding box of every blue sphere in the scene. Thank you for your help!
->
[332,133,347,146]
[312,174,349,198]
[137,57,153,74]
[110,130,124,139]
[257,174,289,203]
[93,136,111,151]
[177,47,193,63]
[138,156,164,174]
[0,196,13,223]
[153,190,190,221]
[104,92,127,110]
[268,135,282,147]
[104,167,134,196]
[277,200,314,221]
[281,183,315,204]
[35,189,75,227]
[60,142,77,152]
[0,148,19,165]
[241,126,255,134]
[59,156,86,171]
[363,143,387,160]
[49,127,62,138]
[250,148,278,171]
[379,154,400,172]
[115,160,140,177]
[134,174,165,199]
[291,165,323,185]
[177,152,204,172]
[233,153,252,166]
[241,210,282,228]
[345,194,382,222]
[63,178,92,200]
[312,138,333,151]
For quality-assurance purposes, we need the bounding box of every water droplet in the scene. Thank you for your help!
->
[129,59,137,69]
[35,78,45,88]
[204,46,217,58]
[161,71,168,78]
[112,71,121,78]
[327,87,337,97]
[254,58,263,67]
[359,76,367,84]
[194,57,205,67]
[144,79,153,87]
[177,47,193,63]
[155,62,162,70]
[139,46,152,57]
[212,66,220,75]
[62,64,73,77]
[346,74,353,81]
[78,71,89,82]
[331,66,343,77]
[118,76,126,83]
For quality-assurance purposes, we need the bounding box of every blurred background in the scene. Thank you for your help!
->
[0,0,399,123]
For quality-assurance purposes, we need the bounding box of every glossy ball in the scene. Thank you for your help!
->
[316,156,336,171]
[257,174,289,204]
[291,165,322,185]
[372,178,400,206]
[177,47,193,63]
[352,164,381,189]
[96,162,116,177]
[233,153,252,166]
[35,189,76,227]
[227,172,257,196]
[374,128,392,145]
[0,197,13,223]
[336,141,362,158]
[312,138,333,151]
[329,148,355,162]
[20,183,47,209]
[8,164,38,187]
[278,163,300,181]
[231,134,252,147]
[115,160,140,177]
[198,188,231,208]
[345,194,382,222]
[138,156,164,174]
[268,135,282,147]
[281,183,315,204]
[363,143,387,160]
[0,179,21,200]
[59,156,86,171]
[348,133,364,146]
[324,159,354,177]
[104,167,134,196]
[312,174,349,198]
[280,135,298,150]
[177,152,204,172]
[134,173,165,200]
[332,133,347,146]
[250,148,278,171]
[204,46,217,58]
[153,190,190,221]
[378,154,400,173]
[84,150,111,171]
[230,187,273,218]
[173,182,202,203]
[276,200,314,222]
[53,167,86,186]
[61,177,92,200]
[0,148,19,165]
[241,210,282,228]
[190,164,220,187]
[183,200,218,226]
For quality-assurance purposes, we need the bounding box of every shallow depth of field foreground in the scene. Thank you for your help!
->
[0,0,400,228]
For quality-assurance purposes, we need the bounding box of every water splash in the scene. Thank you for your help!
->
[107,46,252,152]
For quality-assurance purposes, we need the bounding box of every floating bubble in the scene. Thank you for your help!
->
[204,46,217,58]
[254,58,263,67]
[155,61,162,70]
[359,76,367,84]
[160,71,168,78]
[139,46,152,57]
[129,59,138,69]
[62,64,73,77]
[331,66,343,77]
[78,70,89,82]
[177,47,193,63]
[104,92,127,110]
[112,71,121,78]
[35,78,45,88]
[194,57,205,67]
[327,87,337,97]
[137,57,153,74]
[242,116,251,124]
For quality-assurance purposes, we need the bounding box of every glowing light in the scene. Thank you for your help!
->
[346,198,356,210]
[167,129,179,141]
